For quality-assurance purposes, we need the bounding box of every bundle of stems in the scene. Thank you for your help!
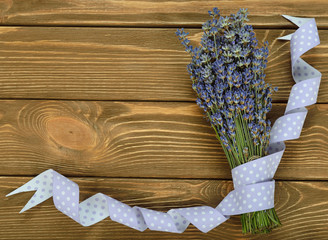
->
[211,110,281,234]
[176,8,281,234]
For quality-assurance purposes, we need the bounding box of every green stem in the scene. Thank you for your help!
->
[205,98,281,235]
[241,208,281,234]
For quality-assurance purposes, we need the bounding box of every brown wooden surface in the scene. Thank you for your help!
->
[0,0,327,28]
[0,101,327,180]
[0,27,327,102]
[0,1,327,240]
[2,177,328,240]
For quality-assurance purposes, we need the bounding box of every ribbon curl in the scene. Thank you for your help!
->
[6,15,321,233]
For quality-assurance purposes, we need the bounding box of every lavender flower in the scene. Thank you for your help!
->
[176,8,277,167]
[176,8,280,234]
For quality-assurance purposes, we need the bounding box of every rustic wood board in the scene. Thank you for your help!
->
[0,27,326,102]
[0,1,327,239]
[1,177,328,240]
[0,0,327,28]
[0,100,326,180]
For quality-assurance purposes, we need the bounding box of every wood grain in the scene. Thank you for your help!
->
[0,0,327,28]
[0,27,326,102]
[0,100,326,180]
[0,1,326,239]
[1,177,328,240]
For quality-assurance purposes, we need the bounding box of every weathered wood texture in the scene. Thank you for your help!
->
[2,177,328,240]
[0,0,327,28]
[0,100,326,180]
[0,27,327,102]
[0,2,327,239]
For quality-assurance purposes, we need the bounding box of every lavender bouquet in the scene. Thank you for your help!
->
[176,8,281,234]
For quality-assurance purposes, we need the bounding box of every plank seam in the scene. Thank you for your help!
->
[0,175,327,182]
[0,24,328,30]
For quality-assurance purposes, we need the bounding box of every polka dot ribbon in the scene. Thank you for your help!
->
[6,15,321,233]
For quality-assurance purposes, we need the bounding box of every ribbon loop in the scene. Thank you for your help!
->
[231,151,283,188]
[214,151,282,216]
[217,181,275,216]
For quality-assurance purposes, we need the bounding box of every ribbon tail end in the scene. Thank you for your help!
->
[282,14,292,20]
[277,33,293,40]
[19,204,33,214]
[6,185,32,197]
[6,190,18,197]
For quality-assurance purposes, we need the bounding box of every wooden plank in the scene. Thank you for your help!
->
[1,177,328,239]
[0,0,327,28]
[0,27,327,102]
[0,100,326,180]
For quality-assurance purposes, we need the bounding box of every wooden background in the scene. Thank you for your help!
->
[0,0,327,239]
